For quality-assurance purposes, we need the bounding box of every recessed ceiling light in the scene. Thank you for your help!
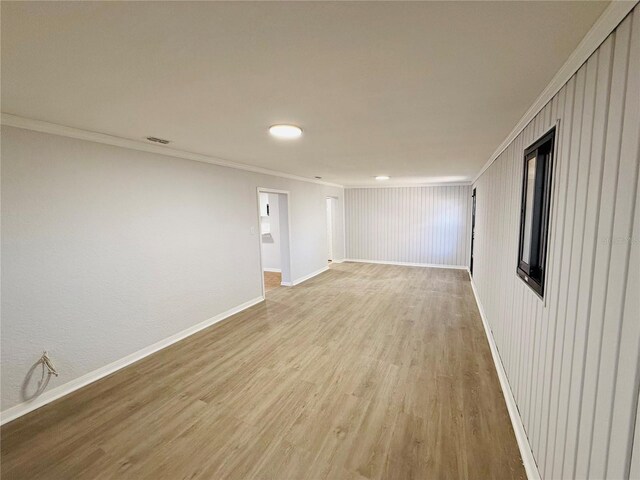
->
[146,136,170,145]
[269,124,302,139]
[375,175,390,181]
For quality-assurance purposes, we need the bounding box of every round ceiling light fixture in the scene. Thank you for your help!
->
[375,175,390,181]
[269,124,303,139]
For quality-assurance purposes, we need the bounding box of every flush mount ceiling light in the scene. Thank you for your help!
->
[375,175,390,181]
[269,124,302,139]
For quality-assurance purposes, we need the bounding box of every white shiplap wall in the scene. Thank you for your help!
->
[472,7,639,480]
[345,185,471,267]
[633,400,640,480]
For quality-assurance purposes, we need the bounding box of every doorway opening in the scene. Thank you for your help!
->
[470,188,476,276]
[326,197,337,264]
[257,188,292,296]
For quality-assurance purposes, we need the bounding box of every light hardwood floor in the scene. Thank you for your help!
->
[264,271,282,292]
[1,263,525,479]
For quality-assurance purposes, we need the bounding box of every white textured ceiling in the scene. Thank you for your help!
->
[1,1,608,186]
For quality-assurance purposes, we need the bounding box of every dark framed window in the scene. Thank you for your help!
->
[517,127,555,297]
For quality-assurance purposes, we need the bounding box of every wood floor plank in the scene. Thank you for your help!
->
[1,262,525,479]
[264,271,282,292]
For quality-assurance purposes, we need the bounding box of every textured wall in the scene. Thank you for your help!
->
[1,126,344,412]
[472,8,639,479]
[345,185,471,267]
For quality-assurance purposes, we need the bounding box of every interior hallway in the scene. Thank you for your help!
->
[0,263,525,479]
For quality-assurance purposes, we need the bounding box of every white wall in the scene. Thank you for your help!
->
[0,126,344,414]
[471,7,639,479]
[345,185,471,267]
[261,193,281,271]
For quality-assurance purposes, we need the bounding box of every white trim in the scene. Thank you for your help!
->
[326,196,336,262]
[262,268,281,273]
[280,281,293,287]
[345,182,472,189]
[331,259,345,264]
[256,187,290,195]
[0,295,264,426]
[0,113,343,188]
[468,275,541,480]
[344,259,468,270]
[473,0,638,184]
[291,266,330,286]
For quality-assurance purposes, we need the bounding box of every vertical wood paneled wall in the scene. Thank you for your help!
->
[345,185,471,267]
[472,7,639,479]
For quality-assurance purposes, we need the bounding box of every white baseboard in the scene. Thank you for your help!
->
[0,295,265,426]
[270,265,329,290]
[343,258,468,270]
[263,268,281,273]
[331,259,345,264]
[469,276,540,480]
[291,266,330,286]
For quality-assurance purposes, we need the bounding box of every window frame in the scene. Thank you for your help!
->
[517,126,555,298]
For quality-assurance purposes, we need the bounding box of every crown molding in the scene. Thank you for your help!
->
[473,0,638,184]
[0,113,344,189]
[345,182,472,189]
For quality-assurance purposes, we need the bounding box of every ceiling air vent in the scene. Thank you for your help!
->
[146,136,170,145]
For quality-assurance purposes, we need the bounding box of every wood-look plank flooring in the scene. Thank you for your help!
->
[1,263,525,479]
[264,271,282,292]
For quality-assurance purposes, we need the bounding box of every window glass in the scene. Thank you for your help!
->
[521,156,536,264]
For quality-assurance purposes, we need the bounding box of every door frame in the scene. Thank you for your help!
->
[326,196,337,262]
[470,187,476,276]
[256,188,292,298]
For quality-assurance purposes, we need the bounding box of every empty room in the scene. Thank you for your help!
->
[1,1,639,479]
